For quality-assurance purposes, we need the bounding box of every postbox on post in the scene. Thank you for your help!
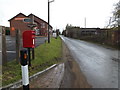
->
[23,30,35,48]
[22,30,35,66]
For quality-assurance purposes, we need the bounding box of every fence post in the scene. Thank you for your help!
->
[0,27,1,66]
[20,49,29,90]
[32,48,35,60]
[30,15,35,60]
[16,29,20,63]
[2,26,7,65]
[28,48,31,66]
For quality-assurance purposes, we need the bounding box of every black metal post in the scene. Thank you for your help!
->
[48,0,54,43]
[32,48,35,60]
[28,48,31,66]
[48,0,50,43]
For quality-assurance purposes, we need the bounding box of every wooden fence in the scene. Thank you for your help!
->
[64,28,120,48]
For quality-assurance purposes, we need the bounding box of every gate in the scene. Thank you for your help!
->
[1,26,21,65]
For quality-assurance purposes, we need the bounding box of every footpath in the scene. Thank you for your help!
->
[2,41,91,89]
[29,41,91,88]
[30,63,64,88]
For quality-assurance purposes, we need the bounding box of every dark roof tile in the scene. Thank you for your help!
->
[8,13,27,21]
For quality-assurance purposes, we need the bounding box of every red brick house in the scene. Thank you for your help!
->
[8,13,52,37]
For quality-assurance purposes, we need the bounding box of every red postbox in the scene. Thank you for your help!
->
[23,30,35,48]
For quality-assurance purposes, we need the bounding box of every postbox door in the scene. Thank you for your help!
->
[23,30,35,48]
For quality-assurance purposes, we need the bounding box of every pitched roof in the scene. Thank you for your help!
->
[8,13,53,29]
[80,28,100,29]
[8,13,27,21]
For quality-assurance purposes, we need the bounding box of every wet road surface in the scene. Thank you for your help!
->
[61,36,119,88]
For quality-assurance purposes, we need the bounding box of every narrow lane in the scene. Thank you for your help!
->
[61,36,119,88]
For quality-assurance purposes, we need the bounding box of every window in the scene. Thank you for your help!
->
[41,23,45,28]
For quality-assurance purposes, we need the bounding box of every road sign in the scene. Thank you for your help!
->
[28,24,37,28]
[11,27,15,31]
[23,18,32,23]
[15,18,25,20]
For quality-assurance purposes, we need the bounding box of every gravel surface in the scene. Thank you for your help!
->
[30,64,64,88]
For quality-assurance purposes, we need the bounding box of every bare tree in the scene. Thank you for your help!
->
[112,1,120,28]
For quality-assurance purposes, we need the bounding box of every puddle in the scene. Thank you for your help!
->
[112,57,120,62]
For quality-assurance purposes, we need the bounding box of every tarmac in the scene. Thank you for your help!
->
[26,40,91,88]
[2,40,91,89]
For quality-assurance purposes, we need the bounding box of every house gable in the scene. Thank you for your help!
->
[8,13,27,22]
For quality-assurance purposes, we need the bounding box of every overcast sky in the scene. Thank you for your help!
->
[0,0,119,32]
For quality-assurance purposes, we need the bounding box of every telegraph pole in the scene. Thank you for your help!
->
[48,0,54,43]
[48,0,50,43]
[85,17,86,28]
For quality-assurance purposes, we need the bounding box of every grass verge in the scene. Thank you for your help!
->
[2,37,62,86]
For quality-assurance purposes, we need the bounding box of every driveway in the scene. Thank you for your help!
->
[6,36,47,61]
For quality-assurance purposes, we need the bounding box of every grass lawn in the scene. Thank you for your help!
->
[2,37,62,86]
